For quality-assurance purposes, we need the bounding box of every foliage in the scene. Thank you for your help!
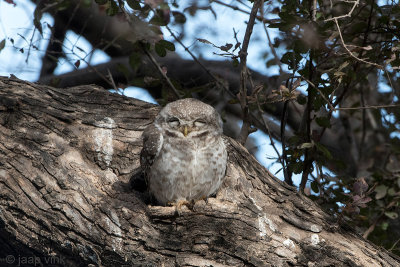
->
[268,0,400,254]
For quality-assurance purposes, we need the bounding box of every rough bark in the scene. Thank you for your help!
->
[0,77,398,266]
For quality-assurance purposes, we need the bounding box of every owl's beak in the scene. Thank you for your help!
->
[182,125,191,137]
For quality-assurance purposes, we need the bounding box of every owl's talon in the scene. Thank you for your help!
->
[167,200,195,215]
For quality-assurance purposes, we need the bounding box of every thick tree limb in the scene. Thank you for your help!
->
[0,77,399,266]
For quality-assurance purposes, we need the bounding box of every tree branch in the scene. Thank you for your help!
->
[237,0,262,145]
[1,76,399,266]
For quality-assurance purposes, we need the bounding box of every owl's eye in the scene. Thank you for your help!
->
[168,117,180,127]
[194,120,206,127]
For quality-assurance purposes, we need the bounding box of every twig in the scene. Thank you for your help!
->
[385,70,396,103]
[334,18,383,69]
[389,238,400,252]
[166,17,293,150]
[25,27,37,63]
[311,0,317,21]
[164,24,234,97]
[255,94,286,177]
[212,0,275,24]
[260,1,283,74]
[117,3,180,98]
[324,0,359,22]
[144,49,181,98]
[299,0,318,192]
[73,57,114,88]
[237,0,262,145]
[164,3,288,150]
[280,75,298,185]
[107,68,120,93]
[299,75,336,112]
[363,198,399,239]
[318,0,376,138]
[359,86,366,157]
[336,104,400,110]
[41,2,60,13]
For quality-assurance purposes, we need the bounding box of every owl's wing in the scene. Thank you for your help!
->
[140,124,163,174]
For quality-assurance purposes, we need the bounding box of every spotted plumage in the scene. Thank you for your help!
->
[140,98,227,205]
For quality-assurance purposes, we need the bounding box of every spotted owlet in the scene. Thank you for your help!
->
[140,98,227,205]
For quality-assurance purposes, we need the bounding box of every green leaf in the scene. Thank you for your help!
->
[116,63,130,80]
[155,43,166,57]
[129,52,142,70]
[388,187,396,196]
[299,142,313,149]
[220,43,233,51]
[56,0,72,10]
[149,16,165,26]
[281,51,300,70]
[293,40,308,54]
[106,0,119,16]
[149,25,163,35]
[268,22,285,28]
[172,11,186,24]
[266,58,276,68]
[228,98,239,104]
[198,38,212,45]
[287,136,300,145]
[337,61,349,72]
[232,58,239,67]
[127,0,141,10]
[315,142,333,159]
[313,96,324,110]
[334,71,346,77]
[149,9,168,26]
[33,7,43,35]
[297,95,307,105]
[158,40,175,51]
[142,42,151,51]
[311,180,319,193]
[130,77,145,88]
[375,185,388,200]
[82,0,92,7]
[316,117,331,128]
[289,161,303,174]
[381,222,389,230]
[351,21,368,33]
[385,211,398,220]
[0,39,5,53]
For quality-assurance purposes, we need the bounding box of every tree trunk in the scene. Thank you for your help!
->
[0,77,398,266]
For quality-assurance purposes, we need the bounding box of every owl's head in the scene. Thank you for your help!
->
[155,98,223,138]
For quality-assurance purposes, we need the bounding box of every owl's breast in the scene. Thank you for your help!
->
[148,135,227,205]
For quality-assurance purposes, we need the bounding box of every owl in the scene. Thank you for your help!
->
[140,98,227,206]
